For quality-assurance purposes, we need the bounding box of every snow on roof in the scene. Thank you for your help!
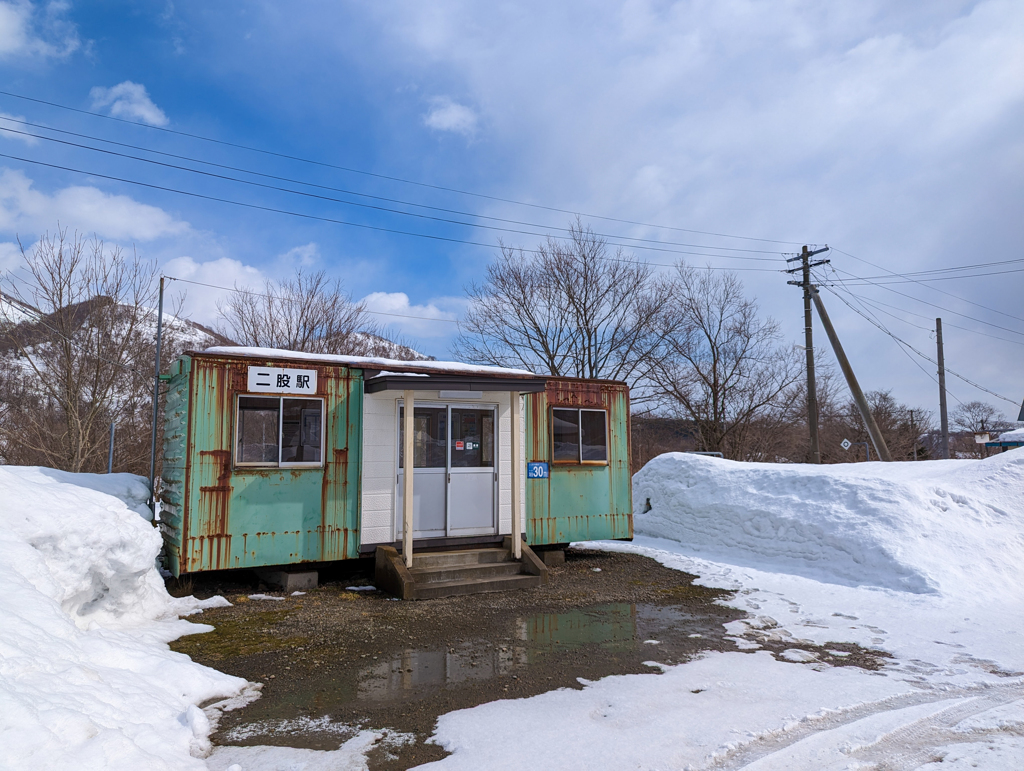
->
[199,345,539,378]
[996,426,1024,442]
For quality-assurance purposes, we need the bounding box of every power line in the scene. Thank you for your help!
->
[827,265,1024,338]
[819,280,1016,405]
[0,115,788,258]
[830,285,1024,348]
[166,275,461,324]
[0,150,788,276]
[0,88,805,246]
[0,124,786,263]
[831,247,1024,325]
[835,267,1024,285]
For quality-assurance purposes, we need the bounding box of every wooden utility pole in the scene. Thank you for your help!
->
[936,318,950,459]
[786,245,830,463]
[810,286,893,462]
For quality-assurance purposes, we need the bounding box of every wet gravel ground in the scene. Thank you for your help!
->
[170,548,890,770]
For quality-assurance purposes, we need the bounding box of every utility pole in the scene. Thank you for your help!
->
[787,245,831,463]
[148,277,165,515]
[810,286,893,462]
[910,410,918,461]
[936,318,950,460]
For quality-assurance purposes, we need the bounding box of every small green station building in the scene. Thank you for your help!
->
[159,347,632,596]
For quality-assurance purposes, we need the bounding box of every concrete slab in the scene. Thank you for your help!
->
[541,549,566,567]
[257,569,318,592]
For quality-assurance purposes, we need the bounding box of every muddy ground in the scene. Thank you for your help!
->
[170,548,889,770]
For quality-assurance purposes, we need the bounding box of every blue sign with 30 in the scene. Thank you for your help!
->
[527,462,549,479]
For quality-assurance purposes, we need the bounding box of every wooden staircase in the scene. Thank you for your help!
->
[374,538,548,600]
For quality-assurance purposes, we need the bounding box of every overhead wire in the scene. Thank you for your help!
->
[831,247,1024,325]
[830,287,1024,348]
[0,88,804,246]
[816,269,1016,405]
[827,265,1024,338]
[817,265,964,406]
[165,276,461,324]
[0,151,796,271]
[0,115,786,258]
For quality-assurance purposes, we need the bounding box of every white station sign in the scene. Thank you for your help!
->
[247,366,318,395]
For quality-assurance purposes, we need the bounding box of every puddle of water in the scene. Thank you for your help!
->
[221,600,733,751]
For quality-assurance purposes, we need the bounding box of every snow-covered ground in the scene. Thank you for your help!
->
[2,452,1022,770]
[0,466,254,771]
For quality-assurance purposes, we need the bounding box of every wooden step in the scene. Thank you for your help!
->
[410,572,542,600]
[410,560,524,584]
[374,540,549,601]
[411,548,511,569]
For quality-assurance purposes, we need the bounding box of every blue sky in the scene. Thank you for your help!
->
[1,1,1022,423]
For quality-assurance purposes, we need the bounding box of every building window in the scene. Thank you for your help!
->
[236,396,323,467]
[551,407,608,464]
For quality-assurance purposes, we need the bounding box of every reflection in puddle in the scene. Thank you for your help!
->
[217,599,736,752]
[356,603,702,702]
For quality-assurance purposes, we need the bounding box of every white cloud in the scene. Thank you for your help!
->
[161,255,266,328]
[89,81,169,127]
[360,291,459,338]
[0,240,20,272]
[0,168,190,241]
[0,0,79,60]
[423,96,478,135]
[277,242,320,267]
[361,0,1024,409]
[0,112,37,145]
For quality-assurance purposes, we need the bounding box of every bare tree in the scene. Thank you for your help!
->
[454,220,674,391]
[651,264,802,459]
[0,229,158,473]
[218,269,395,356]
[950,401,1010,458]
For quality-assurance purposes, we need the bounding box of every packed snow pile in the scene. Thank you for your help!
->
[0,466,252,771]
[998,426,1024,442]
[633,451,1024,595]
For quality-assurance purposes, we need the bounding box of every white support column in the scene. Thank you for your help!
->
[510,391,522,559]
[402,390,415,568]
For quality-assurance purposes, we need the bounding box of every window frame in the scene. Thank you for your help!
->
[550,406,609,466]
[234,394,325,469]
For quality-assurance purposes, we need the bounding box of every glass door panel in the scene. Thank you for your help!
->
[449,407,497,535]
[397,405,447,537]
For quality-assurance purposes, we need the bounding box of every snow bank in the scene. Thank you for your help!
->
[0,466,252,771]
[632,452,1024,595]
[997,426,1024,442]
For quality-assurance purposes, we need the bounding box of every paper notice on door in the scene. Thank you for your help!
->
[455,441,465,450]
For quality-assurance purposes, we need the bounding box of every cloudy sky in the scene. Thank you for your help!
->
[1,0,1021,424]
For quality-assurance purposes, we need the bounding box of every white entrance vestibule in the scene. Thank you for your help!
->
[395,400,498,539]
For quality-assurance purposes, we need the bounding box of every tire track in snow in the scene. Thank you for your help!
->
[853,686,1024,770]
[706,680,1024,771]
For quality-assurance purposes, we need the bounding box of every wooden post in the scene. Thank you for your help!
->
[810,287,893,462]
[510,392,522,559]
[403,391,415,568]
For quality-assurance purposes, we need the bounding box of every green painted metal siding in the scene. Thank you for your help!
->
[525,379,633,545]
[165,354,363,574]
[158,355,192,576]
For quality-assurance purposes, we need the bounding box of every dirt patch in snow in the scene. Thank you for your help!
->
[171,548,890,770]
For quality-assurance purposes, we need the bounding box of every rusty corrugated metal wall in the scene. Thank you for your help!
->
[162,353,362,575]
[525,379,633,545]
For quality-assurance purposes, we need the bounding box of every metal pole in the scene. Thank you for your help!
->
[107,422,115,474]
[148,277,165,513]
[802,247,821,464]
[402,391,415,568]
[910,410,918,461]
[510,392,522,560]
[810,286,892,461]
[936,318,950,460]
